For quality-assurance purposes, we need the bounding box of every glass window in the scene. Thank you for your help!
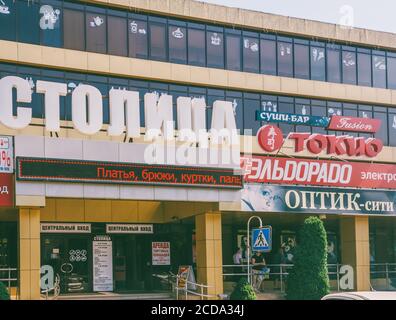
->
[169,25,187,64]
[277,41,293,77]
[188,27,205,66]
[242,37,259,73]
[226,93,243,134]
[278,99,294,134]
[128,19,148,59]
[388,111,396,147]
[243,98,260,135]
[207,31,224,68]
[374,107,388,145]
[260,38,276,75]
[294,44,309,79]
[372,55,386,88]
[357,53,372,87]
[342,49,357,85]
[64,9,85,51]
[226,34,241,71]
[108,15,127,56]
[0,0,16,41]
[342,104,358,137]
[327,47,341,83]
[387,56,396,89]
[311,46,326,81]
[40,2,62,47]
[358,105,373,139]
[86,13,107,53]
[311,101,327,134]
[149,22,167,61]
[17,0,40,44]
[295,103,311,133]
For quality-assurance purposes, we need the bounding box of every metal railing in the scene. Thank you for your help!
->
[153,272,220,300]
[370,263,396,291]
[223,264,343,293]
[0,267,18,299]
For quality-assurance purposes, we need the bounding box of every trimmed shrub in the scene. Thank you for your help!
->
[0,281,10,300]
[286,216,330,300]
[230,278,256,300]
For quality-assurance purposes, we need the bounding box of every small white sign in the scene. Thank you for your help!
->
[152,242,171,266]
[93,236,113,292]
[40,223,91,233]
[106,224,153,234]
[0,136,13,173]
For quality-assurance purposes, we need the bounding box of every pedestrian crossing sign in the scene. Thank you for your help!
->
[252,227,272,252]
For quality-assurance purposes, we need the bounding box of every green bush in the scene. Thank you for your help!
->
[286,216,330,300]
[0,281,10,300]
[230,278,256,300]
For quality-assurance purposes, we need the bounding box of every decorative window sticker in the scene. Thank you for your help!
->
[210,32,221,46]
[0,0,10,15]
[39,5,60,30]
[90,16,104,28]
[172,27,184,39]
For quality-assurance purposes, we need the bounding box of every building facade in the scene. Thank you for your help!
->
[0,0,396,299]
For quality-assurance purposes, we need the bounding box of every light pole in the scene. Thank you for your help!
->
[246,216,263,285]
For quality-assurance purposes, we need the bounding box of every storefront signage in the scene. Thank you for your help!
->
[241,155,396,189]
[256,111,330,127]
[16,157,243,189]
[106,224,153,234]
[40,223,91,233]
[328,116,381,133]
[0,76,237,146]
[0,136,13,173]
[152,242,171,266]
[257,125,383,157]
[93,235,113,292]
[242,184,396,215]
[0,173,13,207]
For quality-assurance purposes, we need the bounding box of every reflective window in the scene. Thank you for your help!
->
[311,101,326,134]
[226,33,241,71]
[372,54,386,88]
[17,0,40,44]
[342,104,358,137]
[387,56,396,89]
[342,49,357,85]
[207,31,224,68]
[242,36,259,73]
[128,19,148,59]
[188,27,205,66]
[86,12,107,53]
[169,25,187,64]
[40,1,62,47]
[374,106,388,145]
[311,46,326,81]
[277,41,293,77]
[358,105,373,139]
[149,22,167,61]
[327,46,341,83]
[0,0,16,41]
[260,38,276,75]
[294,44,309,79]
[389,111,396,147]
[295,101,311,133]
[64,9,85,51]
[278,98,294,134]
[243,96,260,135]
[357,52,372,87]
[108,15,127,56]
[226,92,243,134]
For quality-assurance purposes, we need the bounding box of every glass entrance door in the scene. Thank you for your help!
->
[113,235,152,292]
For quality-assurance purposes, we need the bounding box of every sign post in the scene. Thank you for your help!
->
[246,216,263,285]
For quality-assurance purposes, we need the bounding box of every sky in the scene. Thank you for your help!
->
[199,0,396,34]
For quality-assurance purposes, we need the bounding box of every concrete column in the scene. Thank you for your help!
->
[18,208,41,300]
[340,216,370,291]
[195,212,223,299]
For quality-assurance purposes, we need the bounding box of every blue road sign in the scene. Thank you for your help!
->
[252,227,272,252]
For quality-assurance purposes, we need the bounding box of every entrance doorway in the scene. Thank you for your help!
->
[113,235,152,292]
[41,235,91,294]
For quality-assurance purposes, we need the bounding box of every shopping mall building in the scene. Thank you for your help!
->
[1,0,396,299]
